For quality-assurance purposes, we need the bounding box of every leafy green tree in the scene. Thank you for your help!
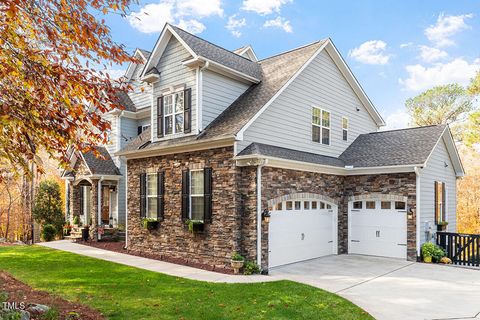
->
[468,71,480,95]
[406,84,473,126]
[32,180,64,232]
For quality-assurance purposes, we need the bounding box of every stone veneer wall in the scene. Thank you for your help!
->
[126,146,418,271]
[126,147,240,273]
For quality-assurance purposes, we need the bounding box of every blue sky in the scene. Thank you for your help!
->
[105,0,480,129]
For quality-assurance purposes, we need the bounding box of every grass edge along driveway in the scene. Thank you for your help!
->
[0,246,373,320]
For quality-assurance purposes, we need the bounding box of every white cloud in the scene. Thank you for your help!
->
[127,0,222,34]
[399,58,480,91]
[425,13,473,47]
[241,0,292,15]
[381,110,411,131]
[418,45,448,63]
[263,16,292,33]
[400,42,413,48]
[226,14,246,37]
[348,40,390,65]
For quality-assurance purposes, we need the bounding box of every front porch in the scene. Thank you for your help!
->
[66,178,122,241]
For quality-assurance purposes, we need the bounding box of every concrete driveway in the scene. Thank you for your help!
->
[269,255,480,320]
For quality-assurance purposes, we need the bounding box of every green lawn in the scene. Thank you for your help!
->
[0,246,372,320]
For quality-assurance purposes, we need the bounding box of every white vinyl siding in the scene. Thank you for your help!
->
[238,50,379,157]
[202,70,250,129]
[152,37,196,140]
[419,137,457,245]
[128,63,151,110]
[120,117,138,149]
[103,114,117,156]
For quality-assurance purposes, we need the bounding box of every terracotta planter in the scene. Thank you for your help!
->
[423,256,432,263]
[230,260,244,274]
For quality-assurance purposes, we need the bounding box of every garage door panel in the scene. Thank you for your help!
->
[349,200,407,259]
[269,201,337,268]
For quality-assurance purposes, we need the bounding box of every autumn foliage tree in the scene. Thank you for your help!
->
[0,0,136,177]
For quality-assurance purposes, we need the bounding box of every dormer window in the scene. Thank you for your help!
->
[157,88,191,138]
[312,107,330,145]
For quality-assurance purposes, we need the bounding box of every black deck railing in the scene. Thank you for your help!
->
[436,232,480,267]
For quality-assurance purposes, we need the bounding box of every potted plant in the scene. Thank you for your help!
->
[142,218,159,231]
[421,242,436,263]
[437,221,448,232]
[230,252,245,274]
[432,245,446,263]
[72,215,80,227]
[63,224,72,236]
[185,219,204,233]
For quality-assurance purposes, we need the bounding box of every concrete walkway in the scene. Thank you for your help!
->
[39,240,273,283]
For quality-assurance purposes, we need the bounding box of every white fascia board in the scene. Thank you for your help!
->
[125,49,149,81]
[141,73,160,84]
[421,126,465,177]
[235,40,330,140]
[121,108,151,120]
[324,41,385,127]
[235,154,420,175]
[140,26,179,79]
[90,174,121,181]
[238,45,258,62]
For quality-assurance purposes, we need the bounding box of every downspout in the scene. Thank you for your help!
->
[124,160,128,249]
[256,161,264,268]
[97,176,104,240]
[414,166,421,258]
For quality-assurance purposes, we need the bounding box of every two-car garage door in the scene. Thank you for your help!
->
[268,199,337,268]
[349,200,407,259]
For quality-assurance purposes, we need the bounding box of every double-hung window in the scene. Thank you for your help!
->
[164,91,184,135]
[342,117,348,141]
[312,107,330,145]
[190,170,205,220]
[146,173,158,219]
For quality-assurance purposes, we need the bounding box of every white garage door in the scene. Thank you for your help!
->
[269,199,337,268]
[349,200,407,259]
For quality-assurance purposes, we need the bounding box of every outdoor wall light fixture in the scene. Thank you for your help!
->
[262,209,271,223]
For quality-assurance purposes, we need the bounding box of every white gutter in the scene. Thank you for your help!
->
[97,176,104,240]
[414,166,421,257]
[256,164,263,268]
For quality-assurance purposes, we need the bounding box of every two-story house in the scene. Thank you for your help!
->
[66,24,464,272]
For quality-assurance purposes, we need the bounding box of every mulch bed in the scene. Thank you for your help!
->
[0,271,105,320]
[77,240,234,274]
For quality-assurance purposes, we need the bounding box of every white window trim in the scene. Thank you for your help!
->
[342,117,349,141]
[163,91,184,136]
[146,173,157,219]
[312,107,331,145]
[189,169,204,220]
[142,124,150,131]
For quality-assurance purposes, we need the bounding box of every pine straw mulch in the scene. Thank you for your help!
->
[0,271,105,320]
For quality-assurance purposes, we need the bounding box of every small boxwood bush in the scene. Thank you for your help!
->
[243,261,260,275]
[42,224,56,242]
[421,242,446,262]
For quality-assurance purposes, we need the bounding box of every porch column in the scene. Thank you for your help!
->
[70,182,81,224]
[90,178,99,241]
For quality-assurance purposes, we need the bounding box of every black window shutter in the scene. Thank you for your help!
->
[79,186,84,216]
[181,169,190,220]
[184,88,192,133]
[140,173,147,218]
[442,182,446,222]
[157,171,165,220]
[157,96,164,138]
[137,126,142,135]
[434,181,439,224]
[204,167,213,223]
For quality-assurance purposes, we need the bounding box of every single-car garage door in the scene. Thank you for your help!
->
[349,199,407,259]
[269,199,337,268]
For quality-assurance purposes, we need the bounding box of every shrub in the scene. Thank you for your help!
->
[432,246,446,262]
[73,215,80,225]
[32,180,64,233]
[231,252,245,262]
[243,261,260,275]
[42,224,56,242]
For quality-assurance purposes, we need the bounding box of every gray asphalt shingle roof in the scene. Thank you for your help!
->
[238,143,346,167]
[169,24,262,80]
[114,91,136,112]
[339,124,447,167]
[236,125,447,169]
[82,147,120,175]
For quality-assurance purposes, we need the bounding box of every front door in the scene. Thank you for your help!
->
[101,186,110,225]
